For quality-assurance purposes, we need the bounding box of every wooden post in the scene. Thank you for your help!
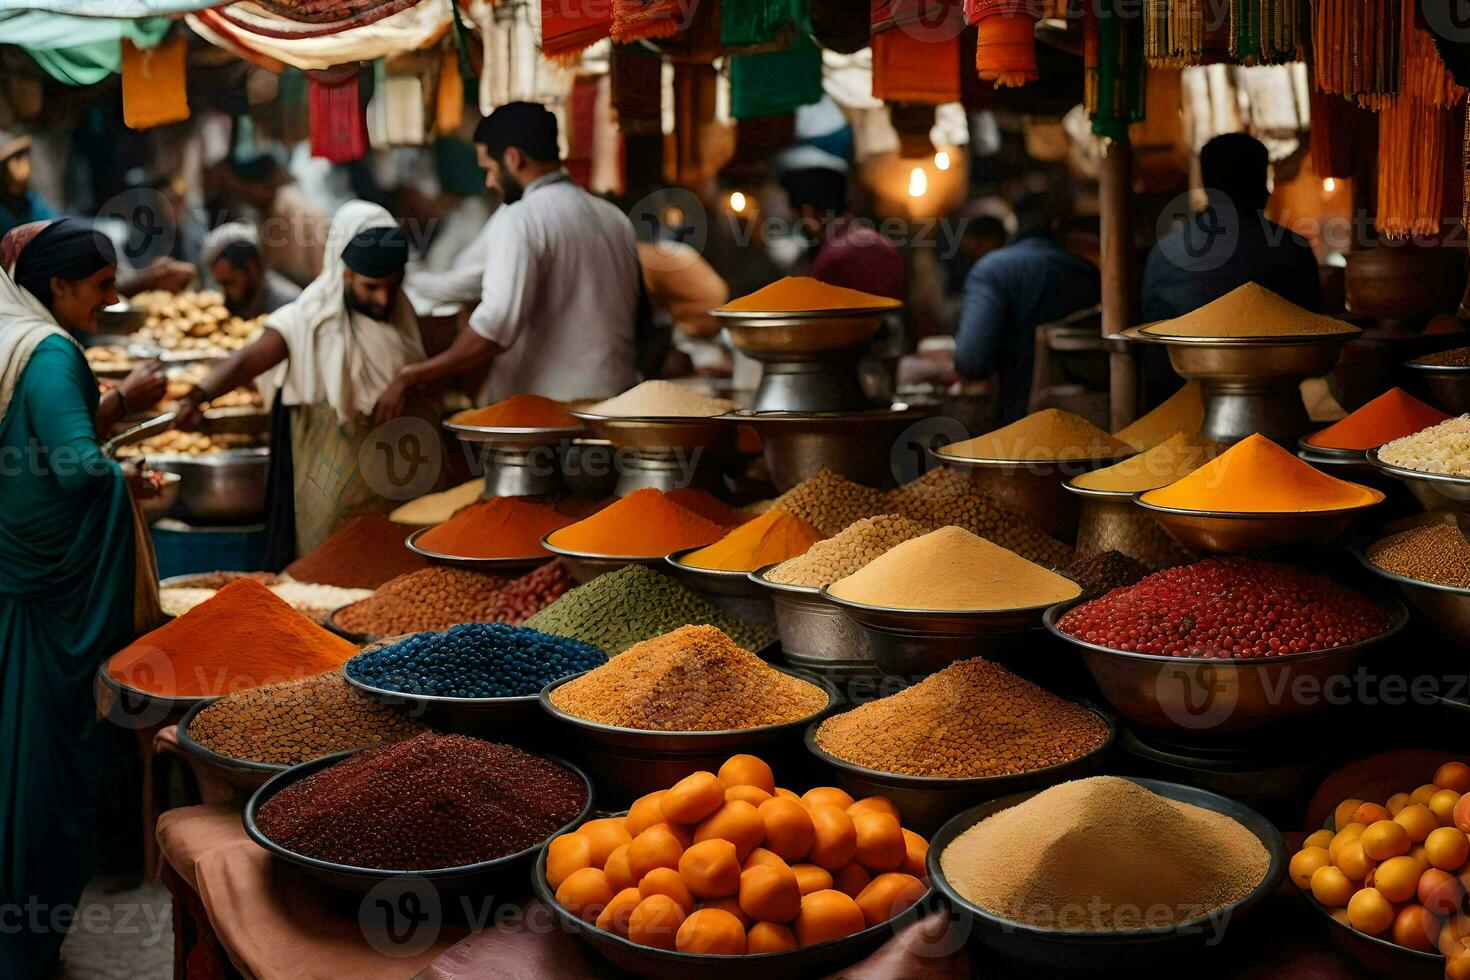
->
[1101,132,1137,430]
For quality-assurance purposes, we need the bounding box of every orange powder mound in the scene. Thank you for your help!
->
[680,508,823,571]
[107,579,357,697]
[547,488,728,557]
[1139,283,1360,339]
[665,488,751,527]
[1305,388,1450,450]
[416,497,575,559]
[1141,434,1382,513]
[719,276,902,312]
[451,394,578,428]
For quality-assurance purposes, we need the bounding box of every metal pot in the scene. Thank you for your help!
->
[151,449,269,523]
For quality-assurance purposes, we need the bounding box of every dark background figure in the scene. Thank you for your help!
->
[0,132,54,238]
[201,223,301,318]
[953,189,1101,424]
[943,212,1008,296]
[779,166,905,301]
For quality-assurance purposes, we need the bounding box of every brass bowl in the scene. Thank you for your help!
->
[1132,492,1384,555]
[711,307,892,358]
[748,566,875,676]
[405,527,551,573]
[567,410,734,452]
[1367,449,1470,534]
[1403,360,1470,415]
[1064,481,1193,569]
[540,533,670,583]
[930,447,1129,540]
[663,549,775,626]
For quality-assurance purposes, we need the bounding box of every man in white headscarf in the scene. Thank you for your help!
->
[178,201,428,560]
[200,221,301,318]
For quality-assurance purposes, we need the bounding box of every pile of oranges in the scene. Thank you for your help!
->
[1292,761,1470,968]
[544,754,929,956]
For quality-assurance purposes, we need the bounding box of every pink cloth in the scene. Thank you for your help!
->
[812,218,907,301]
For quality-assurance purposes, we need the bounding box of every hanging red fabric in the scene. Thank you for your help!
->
[872,24,961,103]
[307,66,368,163]
[966,0,1043,87]
[612,0,690,42]
[542,0,613,59]
[565,75,599,187]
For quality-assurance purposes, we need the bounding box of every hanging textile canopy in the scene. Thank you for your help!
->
[187,0,452,72]
[0,0,212,12]
[0,10,171,84]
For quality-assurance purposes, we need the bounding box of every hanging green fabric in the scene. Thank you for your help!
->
[721,0,804,51]
[730,31,824,119]
[1086,0,1146,140]
[0,12,171,86]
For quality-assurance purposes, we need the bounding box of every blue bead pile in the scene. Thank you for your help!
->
[344,623,607,698]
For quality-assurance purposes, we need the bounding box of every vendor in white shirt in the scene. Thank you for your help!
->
[375,102,641,423]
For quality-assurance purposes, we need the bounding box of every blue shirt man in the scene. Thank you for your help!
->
[0,132,53,239]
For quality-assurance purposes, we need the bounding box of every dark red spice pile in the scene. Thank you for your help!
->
[1057,557,1392,659]
[284,515,428,590]
[254,733,585,869]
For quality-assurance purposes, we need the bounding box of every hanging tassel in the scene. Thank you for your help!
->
[966,0,1044,88]
[872,25,961,104]
[308,66,369,164]
[436,46,464,134]
[541,0,613,59]
[612,0,688,43]
[121,34,190,130]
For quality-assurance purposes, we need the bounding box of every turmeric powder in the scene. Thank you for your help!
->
[547,488,727,557]
[1142,434,1381,512]
[719,276,902,312]
[680,509,822,572]
[451,394,578,429]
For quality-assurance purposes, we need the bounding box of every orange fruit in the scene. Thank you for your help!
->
[675,908,747,954]
[627,894,686,950]
[802,787,856,811]
[1289,847,1332,889]
[1386,792,1412,816]
[1438,763,1470,794]
[595,886,644,937]
[678,839,742,899]
[1373,856,1421,903]
[739,863,803,923]
[1303,828,1335,851]
[793,889,866,946]
[626,790,669,837]
[1412,784,1440,807]
[694,801,765,861]
[638,867,696,913]
[1309,865,1354,907]
[847,797,901,822]
[1451,944,1470,980]
[758,798,816,863]
[1427,827,1470,870]
[1361,820,1411,861]
[1346,887,1394,935]
[1421,868,1464,917]
[743,848,790,872]
[900,829,928,879]
[1352,802,1392,827]
[556,867,615,922]
[832,862,872,898]
[854,872,926,928]
[1333,799,1364,831]
[627,826,686,882]
[718,755,775,794]
[808,805,857,870]
[604,843,636,892]
[773,787,801,802]
[1441,916,1470,957]
[726,785,773,808]
[1328,823,1365,864]
[701,895,752,928]
[1432,790,1464,826]
[1394,804,1438,844]
[662,772,727,824]
[1456,793,1470,834]
[577,817,632,867]
[793,863,834,896]
[1393,904,1439,952]
[746,921,799,953]
[546,833,595,890]
[851,810,905,872]
[1334,839,1374,881]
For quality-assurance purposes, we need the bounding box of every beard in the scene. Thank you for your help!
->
[346,289,393,322]
[499,170,526,204]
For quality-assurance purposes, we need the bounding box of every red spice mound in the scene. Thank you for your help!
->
[417,497,575,559]
[1304,388,1449,451]
[452,394,578,429]
[546,488,727,557]
[1057,557,1393,659]
[108,579,358,696]
[285,515,427,589]
[665,487,751,527]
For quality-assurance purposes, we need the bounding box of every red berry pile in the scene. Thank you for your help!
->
[1056,557,1392,659]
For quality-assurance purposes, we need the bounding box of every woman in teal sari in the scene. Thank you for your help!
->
[0,219,157,978]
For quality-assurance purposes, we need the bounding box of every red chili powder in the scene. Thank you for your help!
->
[417,497,576,559]
[546,488,727,556]
[452,394,579,429]
[284,515,428,589]
[1304,388,1450,450]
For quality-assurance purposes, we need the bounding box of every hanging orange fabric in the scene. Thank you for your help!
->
[121,35,190,130]
[542,0,613,58]
[967,0,1042,87]
[435,46,463,135]
[872,25,961,103]
[613,0,688,42]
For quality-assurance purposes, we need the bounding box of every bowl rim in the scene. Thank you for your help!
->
[930,444,1135,469]
[719,404,932,425]
[566,408,733,426]
[664,546,766,580]
[1041,594,1410,666]
[1122,323,1361,346]
[405,527,553,569]
[819,584,1080,621]
[340,633,602,709]
[1367,447,1470,489]
[96,658,212,714]
[747,563,824,596]
[138,446,270,466]
[243,746,594,879]
[174,696,290,776]
[925,776,1288,943]
[709,304,901,321]
[1296,877,1442,963]
[537,669,837,740]
[1403,356,1470,374]
[801,704,1117,789]
[1131,489,1386,519]
[1062,479,1154,500]
[540,531,684,564]
[1353,542,1470,598]
[1295,434,1375,460]
[442,417,587,439]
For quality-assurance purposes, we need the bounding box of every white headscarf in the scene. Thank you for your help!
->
[200,220,259,270]
[264,200,424,429]
[0,266,77,424]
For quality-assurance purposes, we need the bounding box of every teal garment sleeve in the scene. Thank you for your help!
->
[23,337,119,497]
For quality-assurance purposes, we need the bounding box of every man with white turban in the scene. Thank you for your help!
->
[200,220,301,317]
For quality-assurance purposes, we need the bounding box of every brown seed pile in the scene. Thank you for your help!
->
[766,514,932,587]
[187,672,427,766]
[254,733,587,870]
[1414,347,1470,367]
[1368,522,1470,588]
[813,657,1110,778]
[333,562,573,637]
[772,469,888,536]
[548,624,829,731]
[1065,550,1152,598]
[886,468,1073,567]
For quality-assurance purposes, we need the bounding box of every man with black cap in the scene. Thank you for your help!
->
[374,100,640,422]
[179,201,427,560]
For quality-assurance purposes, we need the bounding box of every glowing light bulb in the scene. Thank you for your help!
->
[729,191,747,213]
[1322,178,1336,193]
[934,150,951,171]
[664,205,685,227]
[908,167,927,198]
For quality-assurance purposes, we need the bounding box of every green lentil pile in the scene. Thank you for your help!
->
[771,469,888,536]
[766,514,932,587]
[886,468,1073,567]
[186,671,426,766]
[1368,522,1470,588]
[524,565,775,655]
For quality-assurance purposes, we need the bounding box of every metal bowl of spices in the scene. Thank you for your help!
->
[1131,492,1384,555]
[244,747,594,897]
[1404,356,1470,415]
[443,417,587,450]
[538,671,839,806]
[532,840,935,980]
[929,448,1128,541]
[1368,448,1470,526]
[567,410,735,453]
[1064,482,1194,570]
[540,533,669,583]
[1354,526,1470,650]
[95,660,208,729]
[323,605,377,645]
[1042,596,1409,737]
[664,549,775,626]
[748,566,876,677]
[801,710,1116,836]
[926,777,1287,970]
[174,697,287,790]
[405,527,551,573]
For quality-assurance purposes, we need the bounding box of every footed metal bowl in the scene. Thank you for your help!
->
[1368,449,1470,536]
[1132,492,1383,555]
[540,533,667,583]
[726,405,934,492]
[749,566,875,676]
[1404,359,1470,415]
[664,549,775,625]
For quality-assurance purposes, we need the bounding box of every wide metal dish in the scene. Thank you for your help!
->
[532,844,933,980]
[443,417,587,449]
[749,566,875,675]
[538,671,837,806]
[568,410,735,453]
[95,658,206,730]
[802,709,1115,835]
[821,587,1074,677]
[1404,358,1470,415]
[1354,544,1470,650]
[323,605,377,645]
[664,548,775,625]
[174,697,285,791]
[1131,492,1384,555]
[927,777,1287,970]
[1298,888,1441,978]
[1368,448,1470,531]
[148,448,269,523]
[244,748,593,897]
[1042,596,1408,736]
[726,405,934,492]
[930,446,1129,540]
[541,533,674,583]
[405,526,551,573]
